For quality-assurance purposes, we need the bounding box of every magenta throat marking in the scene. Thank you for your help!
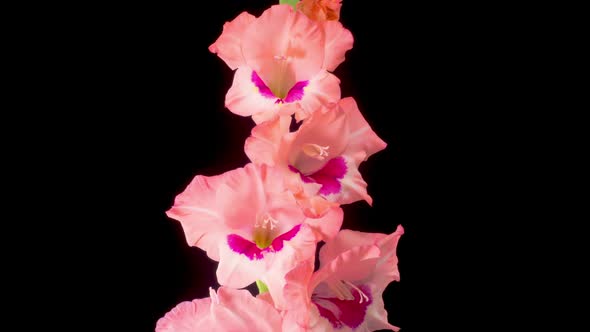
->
[312,284,372,329]
[289,156,347,195]
[251,71,308,104]
[227,224,301,260]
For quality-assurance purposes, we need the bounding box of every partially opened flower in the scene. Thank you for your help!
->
[156,287,282,332]
[245,97,387,217]
[166,163,343,291]
[297,0,343,22]
[280,225,404,332]
[209,4,353,123]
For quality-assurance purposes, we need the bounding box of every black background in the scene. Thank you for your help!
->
[54,0,488,330]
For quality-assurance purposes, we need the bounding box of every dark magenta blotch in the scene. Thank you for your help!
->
[227,224,302,260]
[251,70,308,103]
[251,71,275,99]
[312,284,373,329]
[289,156,347,195]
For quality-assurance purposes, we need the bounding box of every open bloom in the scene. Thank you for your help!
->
[166,163,343,293]
[279,225,404,332]
[209,4,353,123]
[245,97,387,217]
[297,0,343,22]
[156,287,282,332]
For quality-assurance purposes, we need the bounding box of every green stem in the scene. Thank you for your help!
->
[256,280,269,294]
[279,0,299,10]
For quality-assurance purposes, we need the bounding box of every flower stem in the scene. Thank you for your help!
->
[279,0,298,10]
[256,280,269,294]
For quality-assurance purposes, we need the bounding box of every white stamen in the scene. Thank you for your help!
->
[343,280,369,303]
[328,280,354,301]
[255,214,279,230]
[274,55,287,61]
[302,144,330,160]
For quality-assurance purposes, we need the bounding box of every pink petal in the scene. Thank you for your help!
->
[303,206,344,242]
[294,188,339,218]
[216,242,270,288]
[339,97,387,166]
[372,225,405,287]
[225,67,288,123]
[166,163,298,262]
[317,226,404,294]
[282,305,334,332]
[244,115,291,166]
[241,5,325,85]
[166,173,230,261]
[208,12,256,70]
[218,223,316,289]
[319,229,383,266]
[294,70,341,122]
[213,164,268,231]
[157,287,283,331]
[269,257,314,313]
[259,225,318,308]
[322,21,353,72]
[310,244,381,291]
[363,290,401,332]
[326,156,373,205]
[210,287,283,331]
[155,298,213,332]
[289,105,350,175]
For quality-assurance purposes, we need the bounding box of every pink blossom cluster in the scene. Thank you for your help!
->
[158,2,403,331]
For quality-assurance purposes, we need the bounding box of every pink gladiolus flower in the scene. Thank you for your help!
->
[280,225,404,332]
[209,4,353,123]
[245,97,387,217]
[297,0,343,22]
[166,163,343,293]
[155,287,282,332]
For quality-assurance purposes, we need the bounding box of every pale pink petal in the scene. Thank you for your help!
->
[270,257,314,314]
[209,287,283,331]
[259,225,317,309]
[216,242,270,289]
[363,288,401,332]
[339,97,387,166]
[323,156,373,205]
[321,225,403,289]
[166,163,303,263]
[283,304,335,332]
[295,188,339,218]
[225,66,287,122]
[244,115,291,166]
[278,259,335,332]
[166,173,230,261]
[241,5,325,85]
[322,21,353,72]
[319,229,383,266]
[155,298,213,332]
[372,225,405,288]
[208,12,256,70]
[310,244,381,291]
[294,70,341,122]
[303,206,344,241]
[289,106,350,175]
[213,164,267,231]
[218,223,316,289]
[316,226,404,331]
